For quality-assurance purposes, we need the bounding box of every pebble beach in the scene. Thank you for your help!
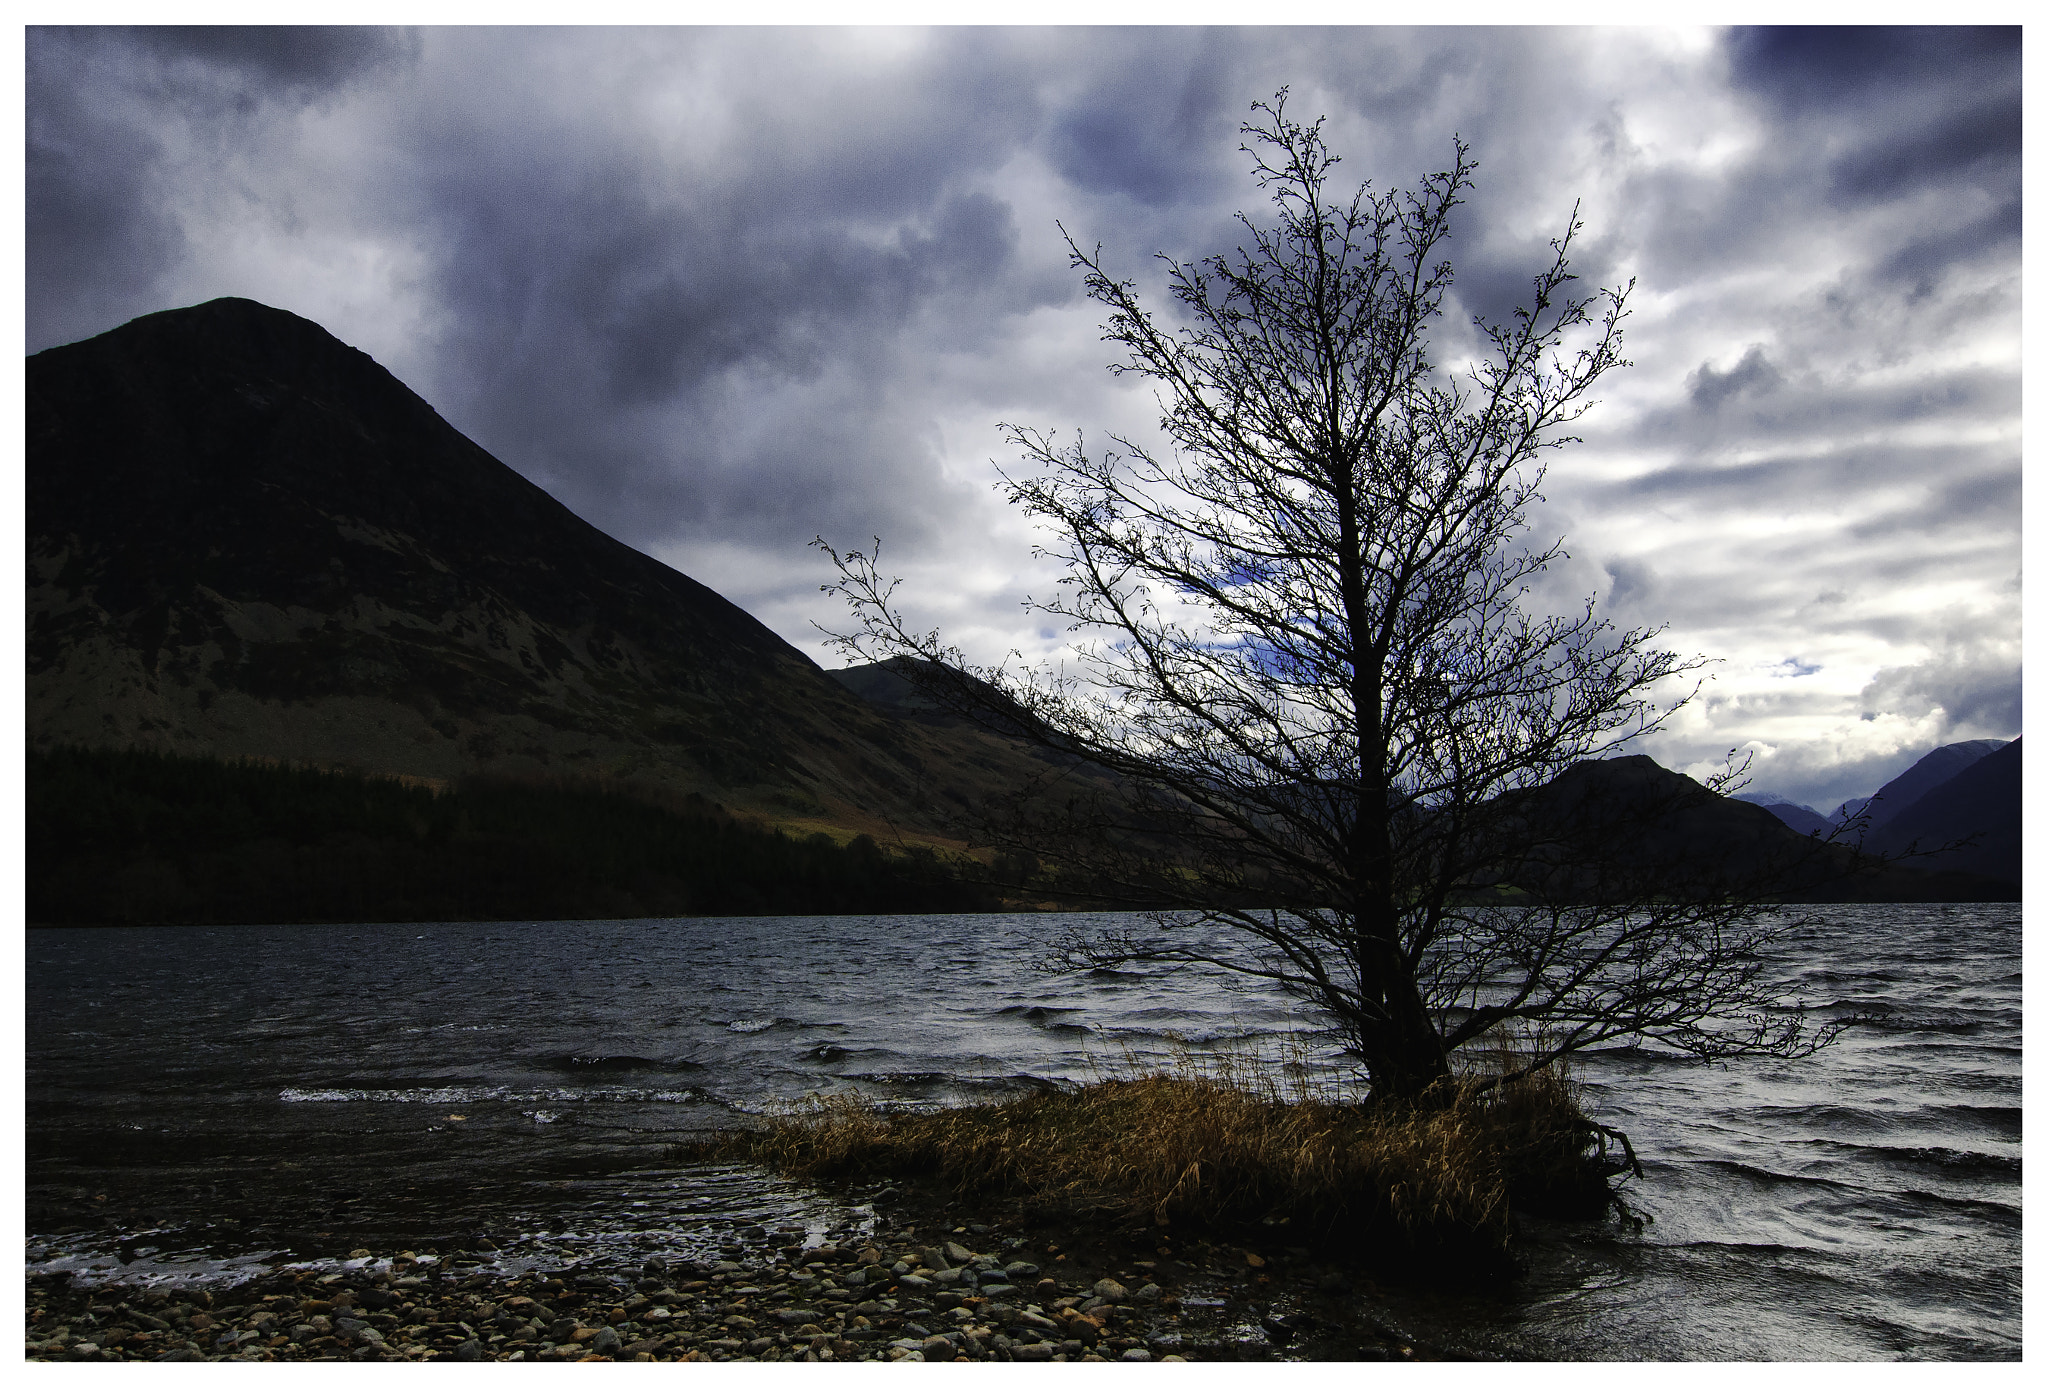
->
[24,1185,1433,1364]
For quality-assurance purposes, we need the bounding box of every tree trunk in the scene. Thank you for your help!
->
[1363,1019,1453,1102]
[1354,951,1454,1102]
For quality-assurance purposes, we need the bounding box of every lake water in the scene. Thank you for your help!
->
[24,904,2020,1360]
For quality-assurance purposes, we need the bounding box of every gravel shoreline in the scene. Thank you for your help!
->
[24,1183,1447,1363]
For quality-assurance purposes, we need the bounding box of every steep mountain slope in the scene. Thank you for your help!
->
[1866,738,2021,884]
[1833,739,2009,834]
[25,298,1055,837]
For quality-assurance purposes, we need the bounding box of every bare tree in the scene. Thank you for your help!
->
[821,93,1843,1102]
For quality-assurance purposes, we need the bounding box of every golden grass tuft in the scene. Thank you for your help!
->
[714,1038,1609,1260]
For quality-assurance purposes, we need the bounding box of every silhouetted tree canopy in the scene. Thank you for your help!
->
[824,93,1851,1101]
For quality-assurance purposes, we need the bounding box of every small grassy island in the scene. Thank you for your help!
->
[724,1055,1625,1274]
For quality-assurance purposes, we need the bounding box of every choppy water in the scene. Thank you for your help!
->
[25,905,2019,1359]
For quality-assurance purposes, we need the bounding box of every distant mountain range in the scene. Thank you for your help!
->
[1736,791,1833,837]
[26,299,2018,915]
[1737,738,2019,886]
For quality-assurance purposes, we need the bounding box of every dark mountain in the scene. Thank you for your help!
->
[1865,738,2021,884]
[1503,756,1818,896]
[1499,756,2016,903]
[1737,793,1832,836]
[1764,803,1833,836]
[828,656,973,719]
[826,654,1055,742]
[25,298,1056,841]
[1833,739,2009,835]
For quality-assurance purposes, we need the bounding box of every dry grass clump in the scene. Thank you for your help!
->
[720,1040,1609,1259]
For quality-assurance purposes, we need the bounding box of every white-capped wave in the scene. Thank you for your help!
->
[278,1085,702,1104]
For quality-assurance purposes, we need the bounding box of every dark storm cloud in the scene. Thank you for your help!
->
[1596,27,2018,308]
[1043,29,1241,207]
[1722,27,2022,292]
[1872,198,2022,296]
[1688,345,1782,410]
[120,25,420,105]
[25,49,182,342]
[1841,466,2021,547]
[1726,26,2018,114]
[1827,96,2020,203]
[1600,441,2014,516]
[389,34,1052,552]
[381,28,1467,557]
[25,26,418,350]
[1601,399,2018,517]
[1861,642,2022,737]
[494,184,1018,414]
[1598,557,1660,618]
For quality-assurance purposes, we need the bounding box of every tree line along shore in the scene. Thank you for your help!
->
[26,744,1010,926]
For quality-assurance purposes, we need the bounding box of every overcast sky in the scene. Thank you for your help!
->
[25,25,2021,810]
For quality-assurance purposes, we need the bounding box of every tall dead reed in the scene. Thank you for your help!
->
[718,1032,1612,1261]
